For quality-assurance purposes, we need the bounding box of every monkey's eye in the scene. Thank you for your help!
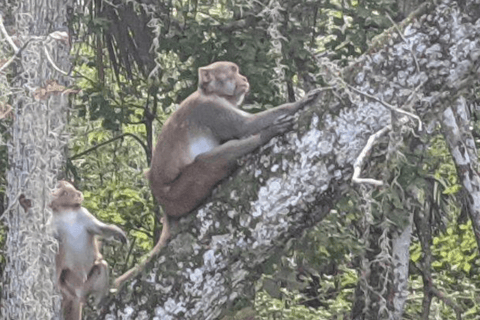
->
[62,191,67,196]
[231,66,237,73]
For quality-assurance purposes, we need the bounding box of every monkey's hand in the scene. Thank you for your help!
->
[116,230,128,245]
[260,114,295,143]
[111,227,128,245]
[294,87,324,111]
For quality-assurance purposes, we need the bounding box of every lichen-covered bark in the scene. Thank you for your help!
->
[1,1,72,319]
[99,1,480,319]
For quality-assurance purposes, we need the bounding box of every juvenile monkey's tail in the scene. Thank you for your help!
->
[113,216,171,289]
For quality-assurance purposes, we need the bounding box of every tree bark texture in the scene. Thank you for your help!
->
[0,0,72,319]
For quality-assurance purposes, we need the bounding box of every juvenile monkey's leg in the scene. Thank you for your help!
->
[58,270,77,299]
[83,260,109,304]
[61,296,82,320]
[58,269,85,300]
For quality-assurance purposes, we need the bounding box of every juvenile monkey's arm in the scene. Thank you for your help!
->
[97,223,127,244]
[81,208,127,243]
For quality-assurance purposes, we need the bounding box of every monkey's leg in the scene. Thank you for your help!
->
[163,129,285,218]
[58,270,77,299]
[58,269,85,300]
[84,260,109,305]
[115,125,290,289]
[61,296,82,320]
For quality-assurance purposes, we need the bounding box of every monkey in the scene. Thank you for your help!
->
[114,61,321,288]
[50,180,127,320]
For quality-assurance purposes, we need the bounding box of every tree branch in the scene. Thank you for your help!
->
[70,133,148,161]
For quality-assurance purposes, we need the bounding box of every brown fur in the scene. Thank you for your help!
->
[114,62,321,288]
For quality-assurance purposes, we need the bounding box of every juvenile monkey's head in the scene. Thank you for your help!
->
[198,61,250,106]
[49,180,84,211]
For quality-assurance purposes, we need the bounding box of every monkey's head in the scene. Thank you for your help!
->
[198,61,250,106]
[49,180,84,211]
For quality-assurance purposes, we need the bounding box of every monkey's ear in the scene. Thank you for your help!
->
[198,67,213,89]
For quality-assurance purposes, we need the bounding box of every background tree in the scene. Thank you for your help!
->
[0,0,73,319]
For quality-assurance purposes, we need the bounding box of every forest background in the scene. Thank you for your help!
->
[1,0,480,319]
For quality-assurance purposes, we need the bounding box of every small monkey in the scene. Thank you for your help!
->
[114,61,321,288]
[50,181,127,320]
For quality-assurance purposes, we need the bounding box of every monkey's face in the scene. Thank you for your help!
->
[198,61,250,106]
[50,181,84,209]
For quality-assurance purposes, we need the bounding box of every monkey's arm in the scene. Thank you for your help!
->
[193,89,322,140]
[190,100,251,141]
[242,89,323,136]
[80,208,127,244]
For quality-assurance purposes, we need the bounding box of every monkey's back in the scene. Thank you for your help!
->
[147,82,245,217]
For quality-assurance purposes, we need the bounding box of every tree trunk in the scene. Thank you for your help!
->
[1,1,72,319]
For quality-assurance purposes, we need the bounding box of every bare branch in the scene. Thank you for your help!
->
[43,46,69,76]
[352,126,390,186]
[70,133,148,162]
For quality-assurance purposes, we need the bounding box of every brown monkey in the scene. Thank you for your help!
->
[50,181,127,320]
[114,61,320,288]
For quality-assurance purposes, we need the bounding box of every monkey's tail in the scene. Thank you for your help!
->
[113,216,171,289]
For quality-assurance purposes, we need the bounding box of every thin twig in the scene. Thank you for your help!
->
[70,133,148,161]
[429,286,462,320]
[0,53,17,73]
[344,82,423,131]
